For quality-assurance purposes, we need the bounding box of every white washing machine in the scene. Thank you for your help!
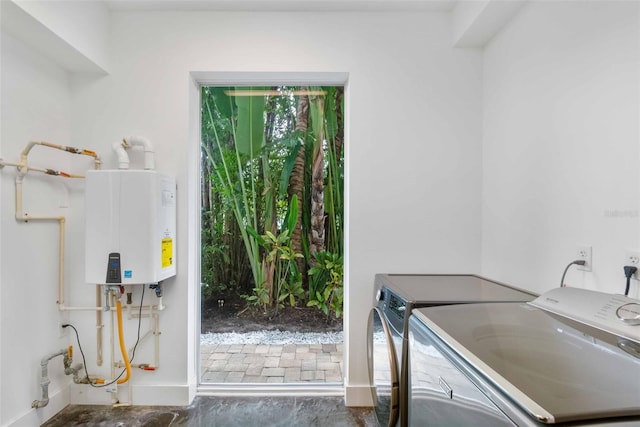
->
[408,287,640,426]
[367,274,536,426]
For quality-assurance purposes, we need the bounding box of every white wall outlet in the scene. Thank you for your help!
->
[58,311,70,338]
[624,250,640,279]
[58,321,69,338]
[576,246,592,271]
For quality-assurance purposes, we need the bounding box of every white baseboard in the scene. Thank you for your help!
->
[344,385,374,407]
[130,384,194,406]
[70,383,195,406]
[70,383,114,405]
[7,385,70,427]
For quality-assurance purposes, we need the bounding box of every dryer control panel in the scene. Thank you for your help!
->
[530,287,640,343]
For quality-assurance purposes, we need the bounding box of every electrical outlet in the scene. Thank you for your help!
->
[58,321,69,338]
[58,312,70,338]
[576,246,592,271]
[625,250,640,279]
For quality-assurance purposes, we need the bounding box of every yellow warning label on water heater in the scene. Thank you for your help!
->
[161,238,173,268]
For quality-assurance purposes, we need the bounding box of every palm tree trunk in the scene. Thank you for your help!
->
[288,89,309,274]
[334,87,344,162]
[309,92,326,255]
[309,149,325,255]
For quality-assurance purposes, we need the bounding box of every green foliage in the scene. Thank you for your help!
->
[248,196,305,312]
[235,87,266,156]
[242,285,270,311]
[307,251,344,318]
[279,270,304,307]
[201,86,345,319]
[202,86,265,292]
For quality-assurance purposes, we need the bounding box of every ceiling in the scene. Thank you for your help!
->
[103,0,457,12]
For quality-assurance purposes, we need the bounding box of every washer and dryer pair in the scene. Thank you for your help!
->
[367,274,536,427]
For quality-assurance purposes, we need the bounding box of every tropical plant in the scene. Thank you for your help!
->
[287,89,309,275]
[307,251,344,318]
[308,88,326,255]
[323,87,344,256]
[201,85,345,317]
[248,195,304,312]
[202,87,266,295]
[242,284,270,311]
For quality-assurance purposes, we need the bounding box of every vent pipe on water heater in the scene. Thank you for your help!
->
[112,136,155,170]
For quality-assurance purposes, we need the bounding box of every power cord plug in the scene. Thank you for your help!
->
[623,266,637,296]
[560,260,587,288]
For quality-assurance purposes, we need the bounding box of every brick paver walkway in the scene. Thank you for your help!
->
[201,343,343,383]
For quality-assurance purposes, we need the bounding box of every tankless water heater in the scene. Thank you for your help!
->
[85,170,176,285]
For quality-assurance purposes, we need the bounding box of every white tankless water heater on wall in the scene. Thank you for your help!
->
[85,169,176,285]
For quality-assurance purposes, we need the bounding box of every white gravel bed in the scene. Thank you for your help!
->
[201,330,344,345]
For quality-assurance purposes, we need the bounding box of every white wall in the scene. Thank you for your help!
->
[4,1,640,424]
[69,10,483,407]
[481,1,640,297]
[0,32,80,426]
[10,0,110,72]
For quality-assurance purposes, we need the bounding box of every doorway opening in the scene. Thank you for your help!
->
[199,85,345,384]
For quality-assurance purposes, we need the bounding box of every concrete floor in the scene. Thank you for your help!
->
[42,396,377,426]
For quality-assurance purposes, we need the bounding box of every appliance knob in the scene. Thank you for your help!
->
[376,289,384,302]
[617,303,640,326]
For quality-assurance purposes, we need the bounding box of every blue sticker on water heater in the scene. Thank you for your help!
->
[124,270,132,279]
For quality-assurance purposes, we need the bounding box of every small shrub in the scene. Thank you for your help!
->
[307,251,343,318]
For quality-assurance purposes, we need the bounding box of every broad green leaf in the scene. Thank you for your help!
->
[211,87,233,119]
[278,141,302,199]
[246,226,265,245]
[234,87,265,156]
[286,194,298,235]
[324,87,338,141]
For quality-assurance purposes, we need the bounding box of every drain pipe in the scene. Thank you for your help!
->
[32,347,73,409]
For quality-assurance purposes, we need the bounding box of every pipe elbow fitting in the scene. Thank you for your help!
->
[112,140,130,170]
[32,398,49,409]
[124,136,155,170]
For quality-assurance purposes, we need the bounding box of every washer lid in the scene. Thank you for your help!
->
[375,274,536,304]
[413,301,640,424]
